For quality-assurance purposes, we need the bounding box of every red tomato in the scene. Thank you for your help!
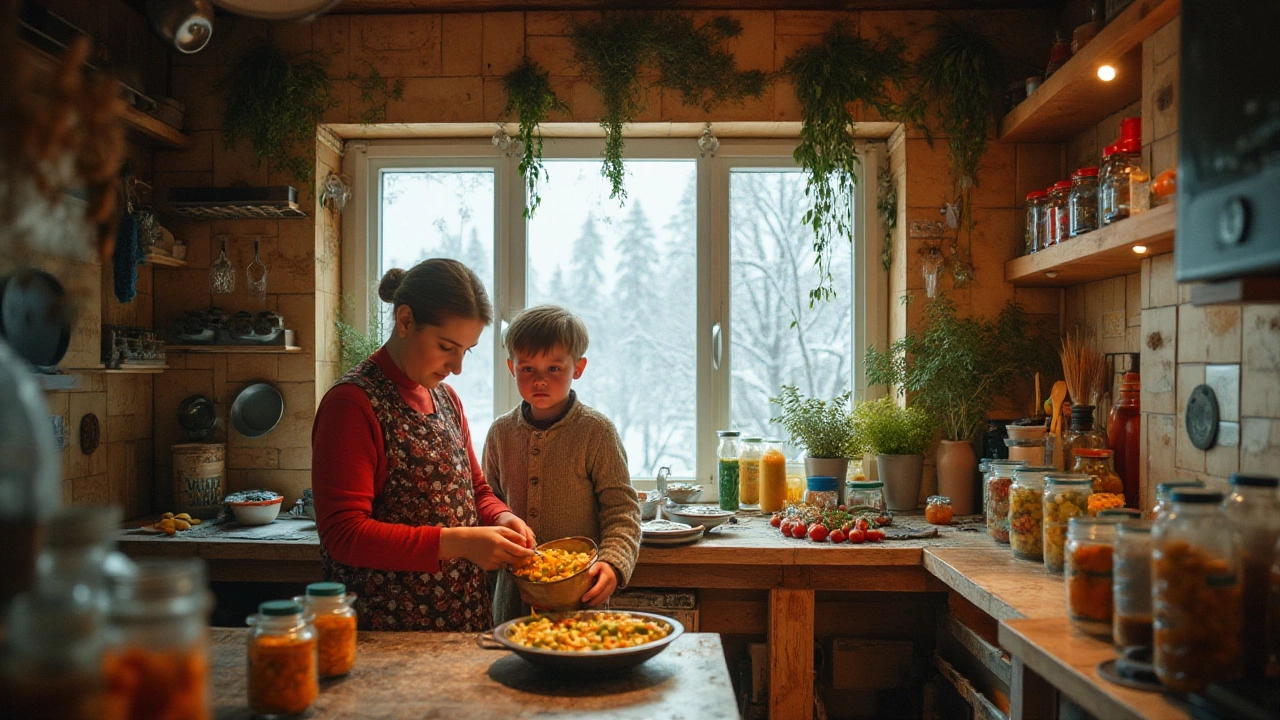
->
[865,529,885,543]
[838,504,847,511]
[770,514,782,528]
[792,522,808,539]
[829,529,847,544]
[855,518,871,533]
[840,524,851,535]
[847,529,866,544]
[779,521,794,536]
[808,524,829,542]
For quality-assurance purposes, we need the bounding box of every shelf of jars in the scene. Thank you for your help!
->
[998,0,1180,142]
[1005,203,1176,287]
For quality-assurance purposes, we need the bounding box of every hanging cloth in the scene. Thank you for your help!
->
[112,212,139,303]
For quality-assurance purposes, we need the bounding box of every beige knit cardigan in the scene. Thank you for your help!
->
[482,399,642,624]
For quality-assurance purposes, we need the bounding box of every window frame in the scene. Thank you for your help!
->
[342,136,885,491]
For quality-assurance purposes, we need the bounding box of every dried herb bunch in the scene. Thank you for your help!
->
[503,58,568,218]
[570,12,766,201]
[351,62,405,126]
[222,44,337,184]
[1059,329,1107,406]
[784,26,916,304]
[0,11,125,261]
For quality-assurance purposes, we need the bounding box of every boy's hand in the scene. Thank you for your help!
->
[494,511,537,549]
[580,561,618,607]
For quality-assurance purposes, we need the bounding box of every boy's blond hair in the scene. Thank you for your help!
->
[505,305,590,361]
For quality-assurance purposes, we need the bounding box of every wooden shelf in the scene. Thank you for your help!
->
[122,105,191,151]
[999,0,1180,142]
[143,252,187,268]
[166,345,302,354]
[1005,203,1176,287]
[95,365,168,374]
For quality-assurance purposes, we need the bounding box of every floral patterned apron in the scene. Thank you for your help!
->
[321,358,491,632]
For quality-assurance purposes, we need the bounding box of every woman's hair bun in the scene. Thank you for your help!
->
[378,268,406,303]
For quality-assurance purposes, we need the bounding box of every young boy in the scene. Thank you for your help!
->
[483,305,642,623]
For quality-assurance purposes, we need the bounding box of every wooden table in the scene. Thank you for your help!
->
[210,627,739,719]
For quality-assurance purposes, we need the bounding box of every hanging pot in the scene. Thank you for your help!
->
[936,440,979,515]
[804,456,850,506]
[0,270,72,371]
[877,454,924,511]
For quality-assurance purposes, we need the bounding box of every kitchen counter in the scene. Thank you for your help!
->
[209,627,738,719]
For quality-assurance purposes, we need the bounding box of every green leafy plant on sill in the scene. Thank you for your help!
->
[570,12,767,202]
[852,397,935,457]
[335,296,387,375]
[769,384,859,460]
[503,58,569,218]
[784,25,917,305]
[877,167,898,272]
[352,62,405,125]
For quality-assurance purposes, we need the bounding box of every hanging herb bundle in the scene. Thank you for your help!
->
[784,26,916,304]
[570,12,766,201]
[503,58,569,218]
[222,44,337,184]
[351,61,405,125]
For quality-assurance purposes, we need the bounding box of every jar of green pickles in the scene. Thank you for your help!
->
[1043,473,1092,573]
[717,431,741,512]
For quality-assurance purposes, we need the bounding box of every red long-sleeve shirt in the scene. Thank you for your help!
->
[311,348,511,574]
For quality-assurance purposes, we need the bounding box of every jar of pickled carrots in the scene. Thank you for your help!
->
[246,600,319,718]
[295,582,357,678]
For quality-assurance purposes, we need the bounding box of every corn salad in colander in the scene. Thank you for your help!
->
[507,613,670,651]
[512,548,594,582]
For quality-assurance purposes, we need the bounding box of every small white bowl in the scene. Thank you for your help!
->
[664,484,703,505]
[229,497,282,525]
[637,491,660,522]
[663,504,734,530]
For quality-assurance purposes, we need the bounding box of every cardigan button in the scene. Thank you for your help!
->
[531,447,541,456]
[530,508,539,518]
[530,477,539,485]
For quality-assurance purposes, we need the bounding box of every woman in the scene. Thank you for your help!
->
[311,259,535,632]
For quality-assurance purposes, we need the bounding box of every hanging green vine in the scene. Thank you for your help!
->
[570,12,767,201]
[784,26,916,304]
[503,58,569,218]
[351,61,405,125]
[222,44,337,184]
[877,168,897,272]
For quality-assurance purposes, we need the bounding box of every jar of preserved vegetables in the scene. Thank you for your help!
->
[984,460,1027,543]
[1102,140,1142,225]
[1065,516,1121,639]
[847,481,886,514]
[1043,474,1092,573]
[295,582,358,678]
[759,440,788,513]
[1221,474,1280,679]
[1068,166,1099,237]
[1010,466,1053,562]
[0,593,108,720]
[1063,405,1106,468]
[1113,521,1153,650]
[925,495,953,525]
[1044,181,1072,246]
[247,600,319,718]
[1070,448,1124,496]
[738,437,763,512]
[1025,190,1050,254]
[1149,481,1205,521]
[716,431,741,512]
[1153,490,1242,693]
[804,476,839,510]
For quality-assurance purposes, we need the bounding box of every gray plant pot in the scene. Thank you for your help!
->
[805,456,850,506]
[877,454,925,511]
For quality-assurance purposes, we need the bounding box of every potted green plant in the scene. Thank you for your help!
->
[853,398,935,511]
[769,384,858,490]
[865,296,1053,514]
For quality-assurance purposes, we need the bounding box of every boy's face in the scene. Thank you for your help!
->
[507,346,587,420]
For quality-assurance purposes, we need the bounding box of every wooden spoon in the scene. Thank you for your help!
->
[1035,372,1042,417]
[1049,381,1067,436]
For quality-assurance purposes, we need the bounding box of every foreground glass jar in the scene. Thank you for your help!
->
[716,431,741,511]
[1149,480,1205,521]
[1068,166,1099,237]
[925,495,953,525]
[295,582,358,678]
[1043,474,1092,573]
[1153,490,1242,693]
[984,460,1027,544]
[1065,516,1120,639]
[1009,467,1053,562]
[1113,521,1153,650]
[737,437,763,512]
[758,440,788,513]
[804,476,839,510]
[847,481,886,513]
[247,600,319,719]
[1221,474,1280,679]
[1,594,108,720]
[1025,189,1050,253]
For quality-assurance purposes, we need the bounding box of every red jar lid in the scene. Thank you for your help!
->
[1117,137,1141,154]
[1051,180,1073,192]
[1074,448,1115,458]
[1102,143,1119,158]
[1072,166,1099,178]
[1120,116,1141,141]
[1026,189,1049,200]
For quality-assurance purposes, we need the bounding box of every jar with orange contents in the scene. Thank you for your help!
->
[247,600,319,718]
[1065,516,1121,639]
[296,582,358,678]
[104,558,213,720]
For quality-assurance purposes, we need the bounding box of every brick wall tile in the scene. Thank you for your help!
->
[1066,126,1099,176]
[388,77,484,123]
[228,446,279,470]
[226,355,280,384]
[971,140,1016,209]
[904,138,953,210]
[243,469,310,507]
[1241,305,1280,419]
[776,11,845,36]
[67,391,108,479]
[1141,306,1177,414]
[1149,134,1178,179]
[773,33,819,73]
[1241,418,1280,475]
[483,12,525,76]
[442,14,483,77]
[1151,17,1180,69]
[1146,252,1177,308]
[525,11,569,36]
[350,15,442,78]
[1015,143,1064,207]
[1178,304,1242,364]
[279,447,312,471]
[156,131,215,174]
[313,15,352,78]
[73,475,110,505]
[526,35,577,77]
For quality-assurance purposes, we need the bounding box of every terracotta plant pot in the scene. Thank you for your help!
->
[936,440,978,515]
[877,454,925,511]
[805,456,850,505]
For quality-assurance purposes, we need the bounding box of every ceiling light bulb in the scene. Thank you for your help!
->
[1045,271,1059,279]
[1097,65,1117,82]
[1133,244,1148,254]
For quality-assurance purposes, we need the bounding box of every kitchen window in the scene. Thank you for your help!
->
[344,137,884,493]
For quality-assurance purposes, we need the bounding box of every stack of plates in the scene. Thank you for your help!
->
[641,519,704,547]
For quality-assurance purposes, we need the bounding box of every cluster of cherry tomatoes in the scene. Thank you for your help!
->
[769,510,886,543]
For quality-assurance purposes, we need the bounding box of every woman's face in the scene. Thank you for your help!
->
[393,306,486,389]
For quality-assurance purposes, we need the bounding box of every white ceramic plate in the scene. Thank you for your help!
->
[641,519,699,537]
[642,528,704,546]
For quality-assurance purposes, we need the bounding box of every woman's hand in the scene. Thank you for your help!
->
[439,526,535,571]
[494,511,537,549]
[580,561,618,607]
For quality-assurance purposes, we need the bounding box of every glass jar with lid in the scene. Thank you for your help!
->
[1113,521,1153,650]
[1221,474,1280,679]
[1068,166,1099,237]
[759,440,788,513]
[1043,473,1092,573]
[295,582,358,678]
[847,480,886,513]
[984,460,1027,543]
[1063,405,1107,468]
[925,495,953,525]
[1024,189,1050,254]
[804,476,839,510]
[1070,448,1124,497]
[247,599,320,718]
[1,593,109,720]
[716,431,741,512]
[1153,490,1243,693]
[737,437,764,511]
[106,558,214,720]
[1010,466,1054,562]
[1065,516,1121,639]
[1098,144,1121,223]
[1149,481,1205,521]
[1044,181,1073,246]
[1102,140,1142,225]
[35,505,120,603]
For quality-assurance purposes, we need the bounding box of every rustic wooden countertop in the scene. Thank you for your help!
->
[921,547,1065,620]
[209,627,739,719]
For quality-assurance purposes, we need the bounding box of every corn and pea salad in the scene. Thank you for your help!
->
[508,613,670,652]
[512,548,594,583]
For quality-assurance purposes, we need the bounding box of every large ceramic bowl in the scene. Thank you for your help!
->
[479,610,684,674]
[662,504,734,530]
[663,484,702,505]
[225,490,283,525]
[509,536,598,612]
